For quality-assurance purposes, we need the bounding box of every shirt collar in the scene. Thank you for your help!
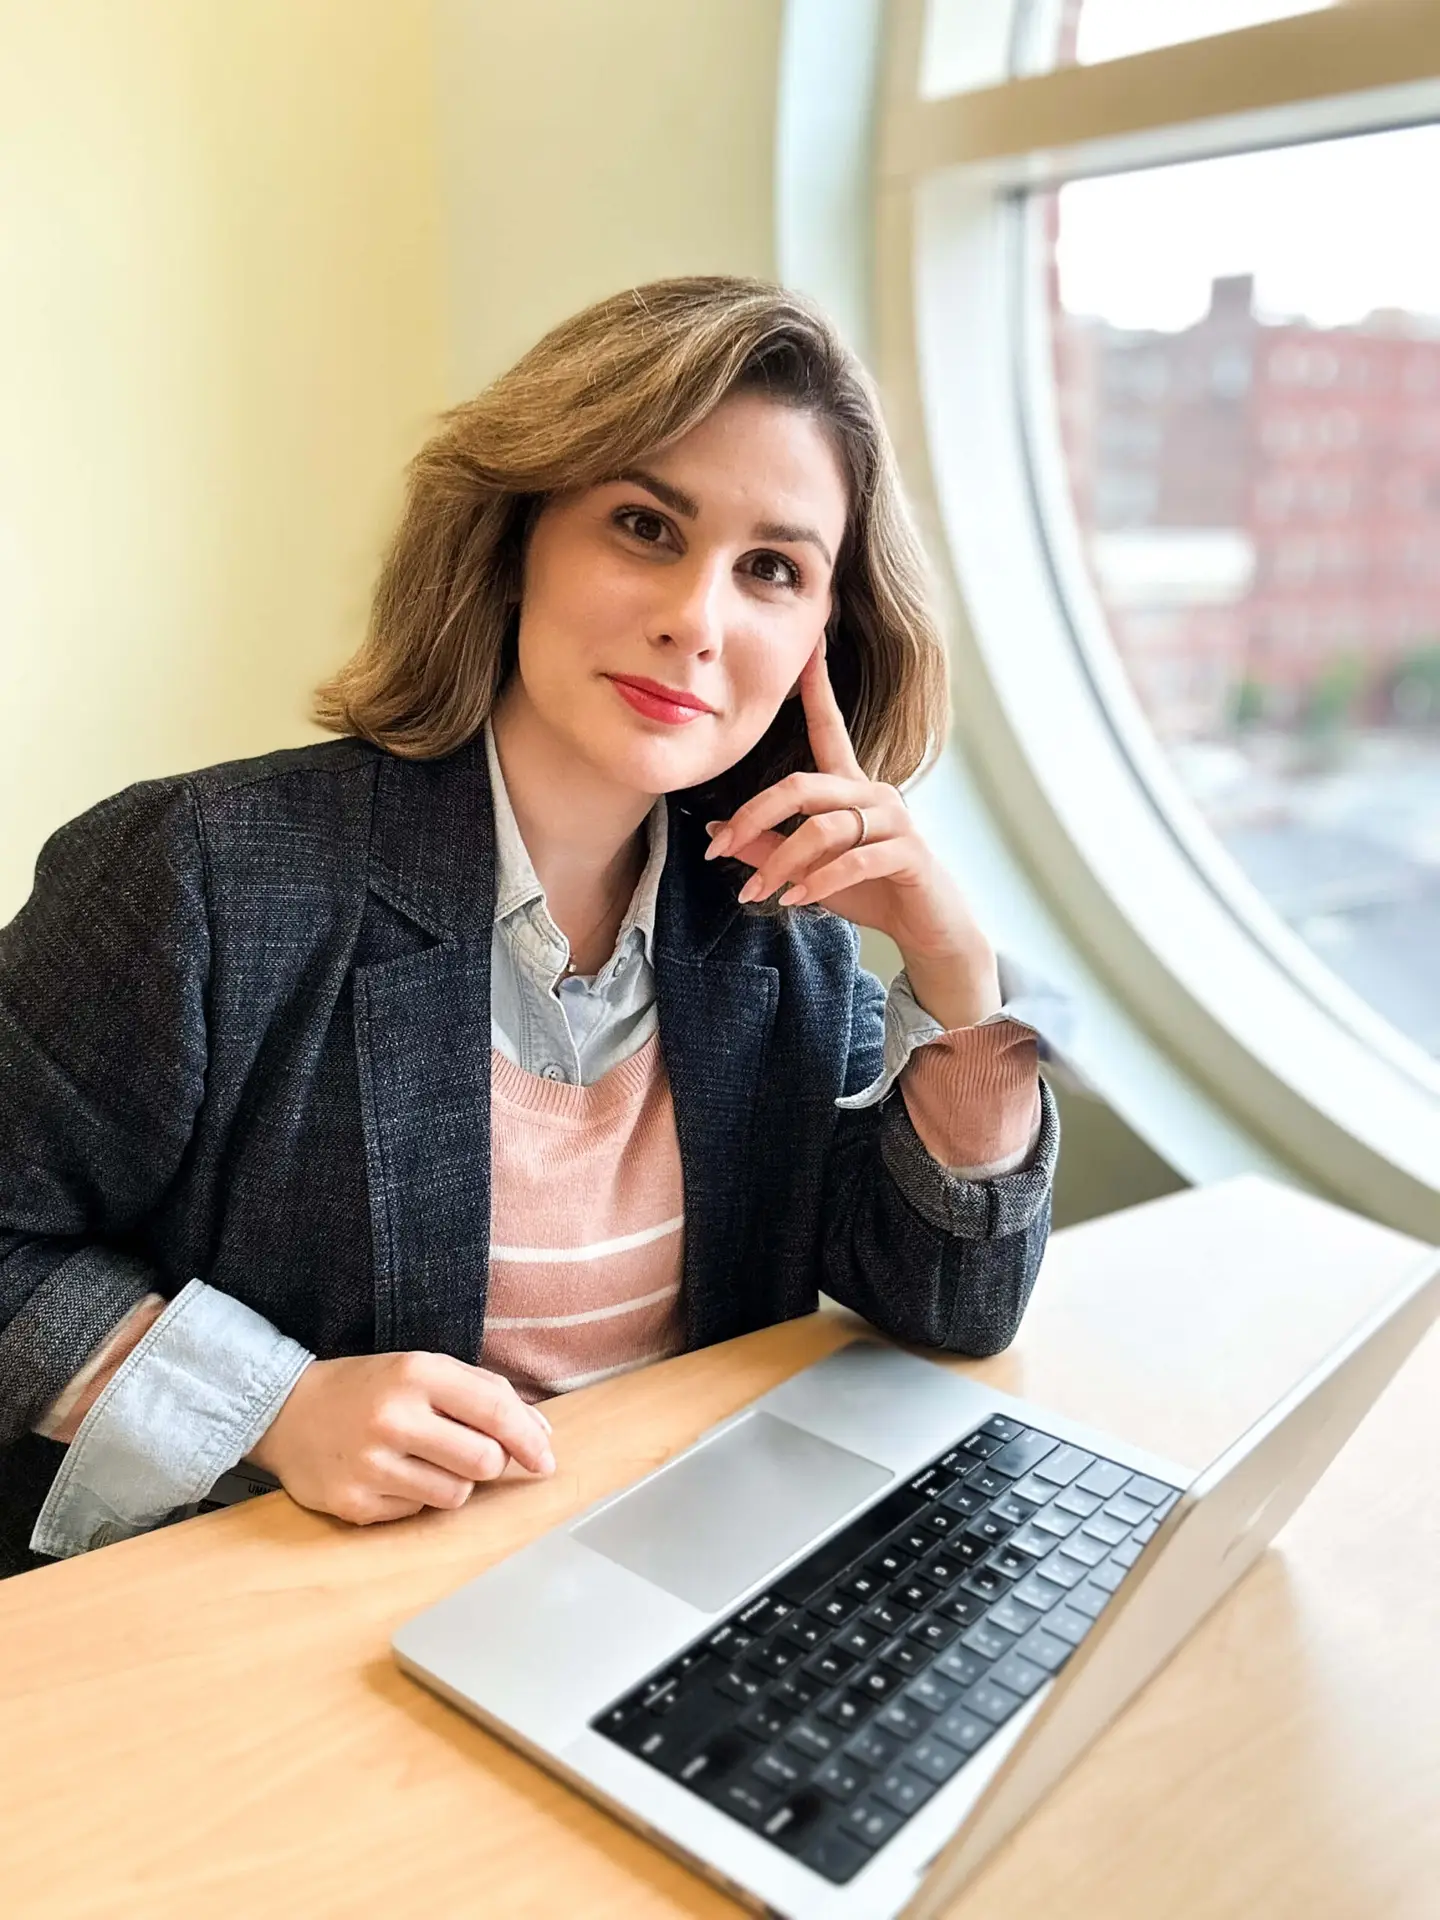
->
[483,716,667,966]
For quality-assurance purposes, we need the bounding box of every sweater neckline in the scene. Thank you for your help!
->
[489,1030,663,1123]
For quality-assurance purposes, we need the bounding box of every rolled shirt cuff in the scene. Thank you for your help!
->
[29,1278,313,1559]
[837,953,1077,1116]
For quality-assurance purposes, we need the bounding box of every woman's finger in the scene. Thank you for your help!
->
[799,637,865,780]
[706,771,887,862]
[736,802,909,904]
[777,841,903,908]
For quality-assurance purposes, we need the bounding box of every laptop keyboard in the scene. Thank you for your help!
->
[592,1414,1180,1886]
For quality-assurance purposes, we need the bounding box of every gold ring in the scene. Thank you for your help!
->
[846,804,868,849]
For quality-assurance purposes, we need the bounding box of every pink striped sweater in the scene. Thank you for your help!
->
[34,1020,1039,1440]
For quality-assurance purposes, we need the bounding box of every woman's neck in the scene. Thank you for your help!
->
[489,685,652,971]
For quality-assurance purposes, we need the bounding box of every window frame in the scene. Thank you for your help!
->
[873,0,1440,1235]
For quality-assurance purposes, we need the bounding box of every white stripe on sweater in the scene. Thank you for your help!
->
[489,1213,684,1265]
[541,1349,678,1393]
[485,1282,680,1331]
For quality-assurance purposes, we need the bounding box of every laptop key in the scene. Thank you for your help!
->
[907,1614,958,1652]
[842,1796,906,1849]
[934,1590,986,1627]
[1013,1626,1071,1672]
[988,1543,1033,1580]
[922,1550,966,1588]
[940,1484,987,1517]
[815,1590,862,1626]
[1075,1459,1130,1499]
[895,1579,939,1611]
[960,1678,1023,1725]
[1012,1572,1067,1613]
[961,1619,1016,1662]
[839,1568,885,1603]
[817,1692,870,1732]
[964,1513,1013,1548]
[762,1786,829,1850]
[987,1595,1040,1638]
[781,1613,827,1651]
[981,1414,1024,1442]
[989,1652,1048,1698]
[853,1664,899,1702]
[875,1699,929,1742]
[786,1718,837,1761]
[1092,1556,1130,1592]
[1111,1538,1144,1568]
[960,1567,1013,1604]
[880,1639,931,1677]
[804,1646,857,1685]
[874,1765,938,1817]
[716,1668,765,1704]
[669,1727,757,1787]
[1068,1583,1111,1619]
[962,1430,1004,1459]
[1126,1475,1171,1506]
[1007,1522,1055,1559]
[746,1639,798,1675]
[1103,1493,1151,1526]
[1133,1516,1161,1543]
[713,1777,783,1829]
[836,1620,885,1661]
[1044,1605,1095,1647]
[1032,1504,1083,1539]
[1036,1551,1086,1591]
[905,1670,960,1714]
[1080,1511,1129,1547]
[1057,1531,1109,1569]
[739,1698,796,1742]
[964,1466,1009,1499]
[867,1544,914,1581]
[774,1673,821,1710]
[990,1492,1040,1528]
[866,1597,913,1634]
[753,1747,806,1791]
[933,1645,987,1688]
[845,1724,901,1770]
[908,1465,959,1499]
[1033,1446,1095,1486]
[985,1430,1058,1479]
[813,1753,869,1803]
[935,1707,990,1752]
[1054,1485,1103,1518]
[906,1733,968,1784]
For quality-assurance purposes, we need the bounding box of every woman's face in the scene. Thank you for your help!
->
[508,390,849,798]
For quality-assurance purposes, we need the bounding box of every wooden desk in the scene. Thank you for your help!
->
[1,1176,1436,1919]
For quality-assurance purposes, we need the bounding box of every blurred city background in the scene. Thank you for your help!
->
[1047,106,1439,1060]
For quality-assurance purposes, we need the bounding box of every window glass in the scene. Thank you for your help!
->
[1044,0,1334,67]
[1045,127,1440,1056]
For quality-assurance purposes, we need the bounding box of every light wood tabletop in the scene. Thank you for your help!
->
[1,1175,1436,1919]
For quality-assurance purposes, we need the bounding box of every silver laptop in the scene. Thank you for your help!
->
[392,1251,1439,1919]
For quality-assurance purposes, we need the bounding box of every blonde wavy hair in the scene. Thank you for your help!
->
[315,275,949,817]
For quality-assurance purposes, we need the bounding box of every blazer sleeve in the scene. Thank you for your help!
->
[0,779,211,1444]
[818,952,1059,1357]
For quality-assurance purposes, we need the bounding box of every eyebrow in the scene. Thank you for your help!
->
[612,467,835,571]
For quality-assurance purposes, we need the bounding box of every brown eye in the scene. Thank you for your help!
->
[747,551,804,590]
[615,507,670,545]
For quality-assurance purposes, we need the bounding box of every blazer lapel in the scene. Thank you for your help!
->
[353,741,497,1362]
[657,801,779,1353]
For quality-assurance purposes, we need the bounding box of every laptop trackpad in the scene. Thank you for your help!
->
[572,1410,891,1613]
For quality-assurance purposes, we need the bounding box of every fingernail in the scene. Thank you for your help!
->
[737,875,761,904]
[705,831,730,860]
[533,1408,552,1433]
[539,1448,556,1474]
[779,885,806,906]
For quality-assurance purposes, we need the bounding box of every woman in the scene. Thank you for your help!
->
[0,276,1058,1578]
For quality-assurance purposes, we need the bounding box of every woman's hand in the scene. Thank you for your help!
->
[704,637,1002,1029]
[245,1351,555,1527]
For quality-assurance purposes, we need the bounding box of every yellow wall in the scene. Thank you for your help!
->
[0,0,782,923]
[0,0,448,919]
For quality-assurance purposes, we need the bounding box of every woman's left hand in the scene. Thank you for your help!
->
[704,638,1003,1027]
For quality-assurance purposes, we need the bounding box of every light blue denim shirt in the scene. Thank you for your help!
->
[31,723,1069,1558]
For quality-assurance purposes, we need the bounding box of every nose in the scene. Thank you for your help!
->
[650,551,730,659]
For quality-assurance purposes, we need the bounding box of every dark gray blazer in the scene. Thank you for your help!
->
[0,736,1058,1574]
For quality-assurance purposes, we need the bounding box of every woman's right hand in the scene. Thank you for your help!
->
[244,1351,555,1526]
